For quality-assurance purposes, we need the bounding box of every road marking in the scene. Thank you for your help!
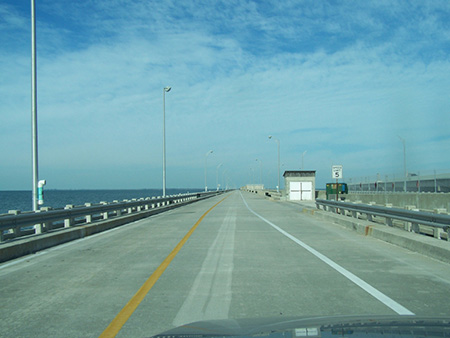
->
[99,194,230,338]
[173,207,236,326]
[240,192,414,316]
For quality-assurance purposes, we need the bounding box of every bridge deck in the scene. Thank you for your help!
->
[1,191,449,337]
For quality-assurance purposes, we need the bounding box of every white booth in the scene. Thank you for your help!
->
[283,170,316,201]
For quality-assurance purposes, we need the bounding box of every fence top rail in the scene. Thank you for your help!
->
[315,199,450,229]
[348,191,449,195]
[0,191,224,230]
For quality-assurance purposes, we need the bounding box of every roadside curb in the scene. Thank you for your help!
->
[301,207,450,265]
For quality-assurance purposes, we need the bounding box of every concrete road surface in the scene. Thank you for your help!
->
[1,191,449,337]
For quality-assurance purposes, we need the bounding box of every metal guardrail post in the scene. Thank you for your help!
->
[36,207,51,233]
[64,205,74,227]
[386,217,393,227]
[137,199,143,212]
[34,220,43,234]
[85,203,92,223]
[8,210,21,238]
[42,207,52,231]
[433,227,444,239]
[125,200,132,214]
[113,201,122,216]
[100,202,109,219]
[404,222,411,232]
[406,207,419,233]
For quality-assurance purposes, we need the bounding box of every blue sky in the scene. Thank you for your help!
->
[1,0,449,190]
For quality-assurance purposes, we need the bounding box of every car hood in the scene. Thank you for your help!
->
[149,315,450,338]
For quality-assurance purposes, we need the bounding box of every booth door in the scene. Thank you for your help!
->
[290,182,313,200]
[301,182,313,200]
[289,182,301,200]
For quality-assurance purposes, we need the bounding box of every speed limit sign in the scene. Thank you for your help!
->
[332,165,343,179]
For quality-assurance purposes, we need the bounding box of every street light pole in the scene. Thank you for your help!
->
[31,0,39,211]
[302,150,307,170]
[222,169,227,191]
[216,163,223,190]
[268,135,280,192]
[204,150,213,192]
[162,86,171,197]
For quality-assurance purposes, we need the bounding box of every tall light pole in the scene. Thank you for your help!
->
[302,150,307,170]
[268,135,280,192]
[222,169,227,191]
[398,136,407,192]
[162,86,171,197]
[31,0,39,211]
[216,163,223,190]
[204,150,213,192]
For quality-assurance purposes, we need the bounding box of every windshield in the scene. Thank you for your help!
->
[0,1,449,338]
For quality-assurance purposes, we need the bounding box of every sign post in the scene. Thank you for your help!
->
[332,165,343,201]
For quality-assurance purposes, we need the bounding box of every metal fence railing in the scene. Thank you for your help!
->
[315,199,450,241]
[347,171,450,193]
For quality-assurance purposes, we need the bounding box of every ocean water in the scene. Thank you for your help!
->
[0,189,201,214]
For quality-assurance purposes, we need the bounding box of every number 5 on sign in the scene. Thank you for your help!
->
[332,165,343,179]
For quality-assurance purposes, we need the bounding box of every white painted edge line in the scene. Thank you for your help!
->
[240,192,414,316]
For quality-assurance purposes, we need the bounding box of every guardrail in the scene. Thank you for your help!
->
[0,191,224,242]
[315,199,450,241]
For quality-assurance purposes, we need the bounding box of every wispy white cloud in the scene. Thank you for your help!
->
[0,3,27,30]
[1,0,449,190]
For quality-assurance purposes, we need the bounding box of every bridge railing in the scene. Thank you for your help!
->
[315,199,450,241]
[0,191,224,242]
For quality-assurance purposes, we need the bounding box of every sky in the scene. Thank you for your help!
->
[1,0,449,191]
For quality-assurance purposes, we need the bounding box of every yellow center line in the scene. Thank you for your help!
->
[99,194,231,338]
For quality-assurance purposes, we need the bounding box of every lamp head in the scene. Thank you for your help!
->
[164,86,171,92]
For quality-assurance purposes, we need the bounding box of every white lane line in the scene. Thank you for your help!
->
[240,192,414,316]
[173,207,236,326]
